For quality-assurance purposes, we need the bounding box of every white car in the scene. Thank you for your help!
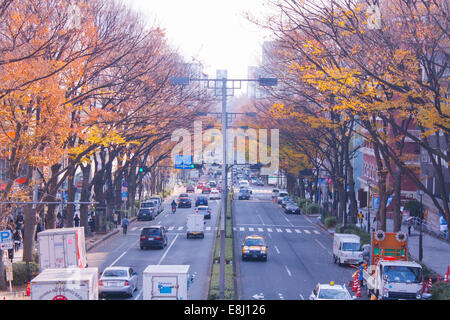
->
[309,282,354,300]
[210,189,220,200]
[99,266,138,298]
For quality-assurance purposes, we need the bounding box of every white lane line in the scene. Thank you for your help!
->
[285,265,292,277]
[276,228,283,233]
[249,227,254,232]
[295,229,302,234]
[240,227,245,232]
[168,226,174,231]
[299,294,304,300]
[267,228,273,233]
[274,246,280,254]
[313,230,320,234]
[258,228,264,232]
[284,217,294,226]
[135,289,143,300]
[206,227,211,231]
[178,226,184,231]
[131,227,137,231]
[257,215,265,225]
[304,230,311,234]
[286,228,292,233]
[157,234,179,265]
[109,251,127,268]
[314,239,333,256]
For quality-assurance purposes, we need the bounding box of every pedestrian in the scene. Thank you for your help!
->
[8,247,14,263]
[13,228,22,252]
[74,213,80,227]
[408,218,413,236]
[121,216,129,235]
[358,211,364,226]
[113,211,119,228]
[88,215,95,233]
[359,263,364,288]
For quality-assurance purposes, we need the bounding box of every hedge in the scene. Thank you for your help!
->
[324,216,337,228]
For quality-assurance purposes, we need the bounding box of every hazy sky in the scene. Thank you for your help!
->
[124,0,273,79]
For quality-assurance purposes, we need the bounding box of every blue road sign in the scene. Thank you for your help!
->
[0,230,12,250]
[175,155,193,169]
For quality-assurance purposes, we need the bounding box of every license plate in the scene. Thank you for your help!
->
[193,232,198,235]
[148,237,154,240]
[108,282,121,287]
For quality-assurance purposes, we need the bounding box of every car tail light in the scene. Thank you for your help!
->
[155,237,162,240]
[99,280,104,286]
[124,281,130,286]
[140,236,146,240]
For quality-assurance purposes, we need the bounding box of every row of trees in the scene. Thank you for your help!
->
[246,0,448,230]
[0,0,211,289]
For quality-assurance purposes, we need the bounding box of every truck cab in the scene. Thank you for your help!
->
[364,259,423,300]
[333,234,363,266]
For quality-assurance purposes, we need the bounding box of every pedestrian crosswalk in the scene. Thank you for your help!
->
[132,224,321,235]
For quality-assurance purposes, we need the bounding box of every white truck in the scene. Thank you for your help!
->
[333,233,363,266]
[37,227,88,271]
[142,265,192,300]
[363,259,424,300]
[186,214,205,239]
[30,267,99,300]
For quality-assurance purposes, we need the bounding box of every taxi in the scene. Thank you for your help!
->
[241,235,268,261]
[309,282,354,300]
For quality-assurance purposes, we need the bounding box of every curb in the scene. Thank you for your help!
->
[86,217,137,252]
[316,221,334,237]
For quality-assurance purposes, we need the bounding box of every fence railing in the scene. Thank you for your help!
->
[410,216,449,242]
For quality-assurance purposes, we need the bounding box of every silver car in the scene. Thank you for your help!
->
[99,266,138,298]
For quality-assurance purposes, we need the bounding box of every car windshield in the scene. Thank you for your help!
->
[141,202,155,208]
[279,193,288,197]
[103,269,127,277]
[180,194,189,198]
[342,242,361,251]
[143,228,161,236]
[149,198,160,202]
[383,266,422,283]
[198,207,208,210]
[245,239,265,246]
[318,289,350,299]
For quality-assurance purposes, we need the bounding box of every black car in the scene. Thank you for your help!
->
[140,226,167,250]
[195,196,208,207]
[137,208,155,221]
[285,203,301,214]
[178,194,192,208]
[238,189,251,200]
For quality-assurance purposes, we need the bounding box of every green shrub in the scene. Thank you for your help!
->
[404,200,422,218]
[324,216,337,228]
[430,282,450,300]
[298,198,312,210]
[335,223,371,245]
[305,202,319,214]
[11,261,39,285]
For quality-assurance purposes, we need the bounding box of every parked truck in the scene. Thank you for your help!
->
[30,267,99,300]
[186,214,205,239]
[333,233,363,266]
[142,265,192,300]
[362,230,424,300]
[37,227,88,271]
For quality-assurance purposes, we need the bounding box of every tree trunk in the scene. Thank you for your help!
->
[80,164,91,236]
[22,204,36,263]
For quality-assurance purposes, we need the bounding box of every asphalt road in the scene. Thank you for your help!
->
[233,186,357,300]
[86,185,220,300]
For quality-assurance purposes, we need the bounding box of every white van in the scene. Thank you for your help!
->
[333,234,363,266]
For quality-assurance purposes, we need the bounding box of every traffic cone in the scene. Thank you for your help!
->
[437,275,440,283]
[26,282,30,296]
[370,294,377,300]
[444,266,449,283]
[427,277,432,291]
[352,273,358,292]
[356,280,362,297]
[423,279,428,293]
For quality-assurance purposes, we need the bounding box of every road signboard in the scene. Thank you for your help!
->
[175,155,194,169]
[0,230,13,250]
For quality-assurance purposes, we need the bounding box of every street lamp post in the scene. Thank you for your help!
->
[418,190,424,261]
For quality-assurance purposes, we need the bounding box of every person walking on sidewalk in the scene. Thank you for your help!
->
[358,211,364,227]
[13,228,22,252]
[113,211,119,228]
[74,213,80,227]
[121,216,129,235]
[407,218,413,236]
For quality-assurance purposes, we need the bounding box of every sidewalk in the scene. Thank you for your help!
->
[317,215,450,276]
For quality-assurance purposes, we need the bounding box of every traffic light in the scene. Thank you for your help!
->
[139,166,150,174]
[192,164,203,169]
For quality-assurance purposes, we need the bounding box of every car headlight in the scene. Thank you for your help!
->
[383,291,389,298]
[242,246,249,253]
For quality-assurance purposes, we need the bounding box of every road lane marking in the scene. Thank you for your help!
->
[240,227,245,231]
[314,239,333,256]
[168,226,174,231]
[178,226,184,231]
[249,227,254,232]
[295,229,301,233]
[286,228,292,233]
[299,294,304,300]
[304,230,311,234]
[206,227,211,231]
[274,246,280,254]
[267,228,273,232]
[285,265,292,277]
[276,228,282,233]
[313,230,320,234]
[158,234,179,265]
[257,215,265,225]
[258,228,264,232]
